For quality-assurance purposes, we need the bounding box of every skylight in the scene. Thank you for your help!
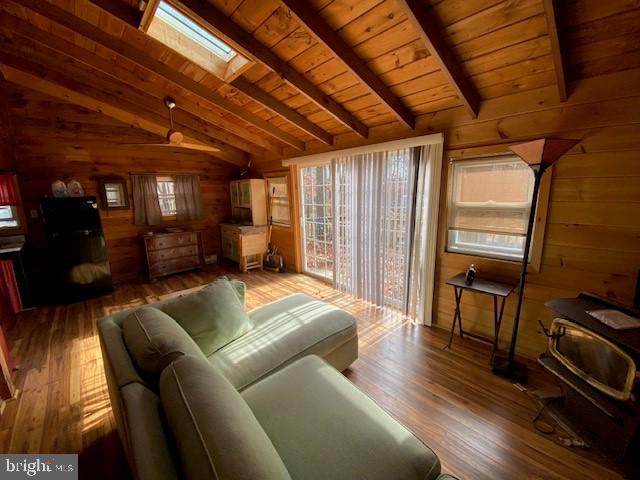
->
[146,0,251,81]
[155,1,236,62]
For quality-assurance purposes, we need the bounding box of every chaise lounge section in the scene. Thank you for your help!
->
[98,277,455,480]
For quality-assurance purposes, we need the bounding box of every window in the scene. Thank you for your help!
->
[0,206,19,229]
[147,1,251,81]
[156,176,177,217]
[447,155,534,261]
[267,176,290,227]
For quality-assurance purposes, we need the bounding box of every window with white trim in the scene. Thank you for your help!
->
[267,176,290,227]
[146,1,251,81]
[447,155,534,261]
[156,176,177,217]
[0,205,19,229]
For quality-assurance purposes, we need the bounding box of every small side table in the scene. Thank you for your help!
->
[445,272,515,363]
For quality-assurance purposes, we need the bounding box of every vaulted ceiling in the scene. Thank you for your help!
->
[1,0,638,165]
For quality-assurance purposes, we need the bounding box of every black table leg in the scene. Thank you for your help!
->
[490,295,507,363]
[446,287,464,349]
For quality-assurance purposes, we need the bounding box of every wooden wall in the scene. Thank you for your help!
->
[0,83,15,171]
[268,67,640,359]
[7,85,239,283]
[433,71,640,359]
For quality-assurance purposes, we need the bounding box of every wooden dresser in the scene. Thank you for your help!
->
[143,231,204,282]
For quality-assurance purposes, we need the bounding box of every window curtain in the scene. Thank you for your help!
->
[407,143,444,326]
[132,175,162,226]
[331,148,416,309]
[175,175,204,222]
[0,174,18,206]
[0,260,22,314]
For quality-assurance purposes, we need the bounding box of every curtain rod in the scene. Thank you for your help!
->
[282,132,444,167]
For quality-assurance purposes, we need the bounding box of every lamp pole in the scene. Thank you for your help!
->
[491,137,579,382]
[491,163,548,381]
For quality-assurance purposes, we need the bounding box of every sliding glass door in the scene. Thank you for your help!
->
[299,149,415,311]
[300,165,334,280]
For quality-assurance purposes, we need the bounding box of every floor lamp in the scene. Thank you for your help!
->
[491,138,579,382]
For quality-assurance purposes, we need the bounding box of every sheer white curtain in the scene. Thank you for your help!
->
[331,148,415,309]
[407,143,444,325]
[292,134,443,323]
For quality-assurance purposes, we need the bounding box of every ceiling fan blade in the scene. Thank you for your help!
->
[176,142,221,153]
[120,142,220,153]
[120,142,171,147]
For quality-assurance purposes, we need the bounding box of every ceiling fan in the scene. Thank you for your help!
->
[123,96,220,153]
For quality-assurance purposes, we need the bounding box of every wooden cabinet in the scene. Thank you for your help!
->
[143,231,204,282]
[230,179,267,225]
[221,224,240,263]
[221,224,268,270]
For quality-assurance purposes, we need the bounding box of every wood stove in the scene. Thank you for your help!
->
[542,292,640,475]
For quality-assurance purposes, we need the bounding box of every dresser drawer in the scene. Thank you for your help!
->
[148,244,199,263]
[146,233,197,251]
[149,256,200,276]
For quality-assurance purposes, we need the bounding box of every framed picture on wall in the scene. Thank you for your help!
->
[98,177,129,210]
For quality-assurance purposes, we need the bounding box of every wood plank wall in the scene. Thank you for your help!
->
[263,67,640,359]
[0,84,15,171]
[435,71,640,359]
[7,86,239,283]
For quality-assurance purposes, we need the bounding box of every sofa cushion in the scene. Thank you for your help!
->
[123,306,204,379]
[242,356,441,480]
[98,316,146,389]
[226,277,246,308]
[208,294,357,390]
[159,355,292,480]
[120,382,180,480]
[161,279,252,356]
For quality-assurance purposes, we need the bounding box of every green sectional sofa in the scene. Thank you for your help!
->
[98,277,455,480]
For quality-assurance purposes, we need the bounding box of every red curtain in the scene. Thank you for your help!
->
[0,260,22,314]
[0,174,18,206]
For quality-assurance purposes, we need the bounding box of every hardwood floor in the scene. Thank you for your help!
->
[0,264,622,480]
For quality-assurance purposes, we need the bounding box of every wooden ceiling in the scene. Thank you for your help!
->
[0,0,638,165]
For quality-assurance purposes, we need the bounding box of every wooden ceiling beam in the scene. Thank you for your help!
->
[398,0,480,118]
[139,0,161,32]
[0,54,248,166]
[13,0,305,151]
[82,0,334,146]
[0,32,261,158]
[543,0,568,102]
[230,77,333,145]
[87,0,142,27]
[173,0,369,138]
[0,12,279,155]
[276,0,415,130]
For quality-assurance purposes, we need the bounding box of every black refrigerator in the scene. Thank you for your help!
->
[40,196,113,303]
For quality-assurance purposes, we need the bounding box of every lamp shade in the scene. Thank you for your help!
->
[509,138,580,167]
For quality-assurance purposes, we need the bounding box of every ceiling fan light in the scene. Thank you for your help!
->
[167,129,184,144]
